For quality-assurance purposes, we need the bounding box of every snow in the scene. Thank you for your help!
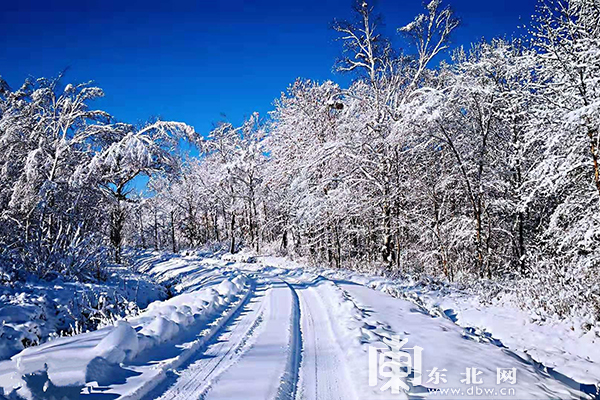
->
[200,280,297,400]
[96,321,139,364]
[245,253,600,397]
[0,254,249,398]
[297,283,358,400]
[313,267,600,391]
[0,253,597,399]
[339,282,582,399]
[0,265,166,361]
[353,276,600,387]
[2,14,600,400]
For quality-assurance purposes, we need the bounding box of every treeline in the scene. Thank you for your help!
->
[137,0,599,320]
[0,74,195,281]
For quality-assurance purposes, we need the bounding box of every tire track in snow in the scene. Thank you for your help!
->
[275,281,302,400]
[296,284,359,400]
[118,278,256,400]
[148,279,268,400]
[200,278,301,400]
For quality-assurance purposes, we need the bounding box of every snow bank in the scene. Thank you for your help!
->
[135,250,238,294]
[0,272,248,398]
[95,321,139,364]
[0,265,166,362]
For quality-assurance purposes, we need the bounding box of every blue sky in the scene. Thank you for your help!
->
[1,0,537,137]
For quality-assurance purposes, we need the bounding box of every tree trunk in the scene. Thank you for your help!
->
[281,230,288,253]
[517,211,526,275]
[475,205,484,278]
[110,199,125,264]
[381,205,393,265]
[229,213,236,253]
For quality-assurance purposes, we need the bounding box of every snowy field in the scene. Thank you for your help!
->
[0,252,597,399]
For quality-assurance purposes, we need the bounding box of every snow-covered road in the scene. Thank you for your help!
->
[0,254,595,399]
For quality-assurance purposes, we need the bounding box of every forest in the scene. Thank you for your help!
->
[1,0,599,325]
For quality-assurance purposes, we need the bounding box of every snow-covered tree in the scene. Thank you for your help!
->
[0,73,195,277]
[83,120,195,263]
